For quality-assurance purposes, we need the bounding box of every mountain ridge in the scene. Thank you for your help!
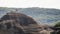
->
[0,7,60,24]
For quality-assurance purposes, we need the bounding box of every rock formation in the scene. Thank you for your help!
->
[0,11,40,34]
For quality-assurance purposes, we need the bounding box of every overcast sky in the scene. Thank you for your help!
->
[0,0,60,9]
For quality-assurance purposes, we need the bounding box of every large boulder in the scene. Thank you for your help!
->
[0,12,40,34]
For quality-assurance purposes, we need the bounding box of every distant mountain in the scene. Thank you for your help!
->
[0,7,60,24]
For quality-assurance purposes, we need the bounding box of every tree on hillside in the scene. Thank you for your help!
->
[51,22,60,34]
[55,22,60,27]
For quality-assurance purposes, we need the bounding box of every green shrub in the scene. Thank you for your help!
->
[55,22,60,27]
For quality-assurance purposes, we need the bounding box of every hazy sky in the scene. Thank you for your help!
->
[0,0,60,9]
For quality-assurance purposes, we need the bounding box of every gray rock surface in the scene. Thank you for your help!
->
[0,12,40,34]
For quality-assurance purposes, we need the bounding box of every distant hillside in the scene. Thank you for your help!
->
[0,7,60,24]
